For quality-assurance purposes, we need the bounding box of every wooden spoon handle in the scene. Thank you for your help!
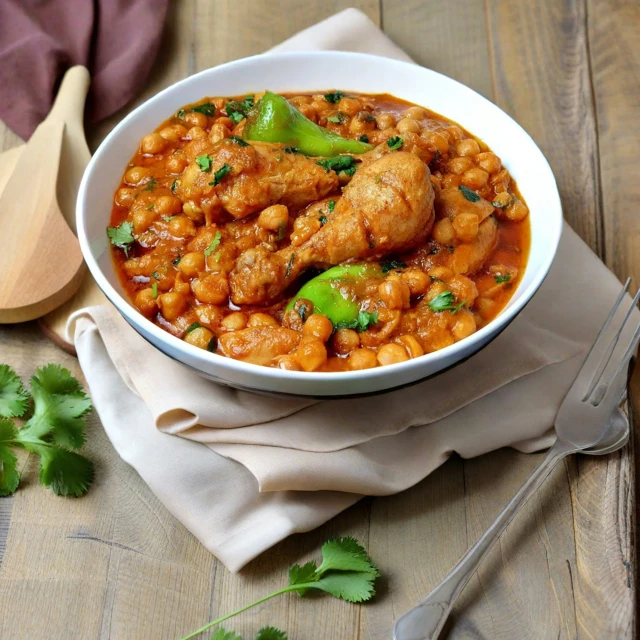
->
[47,66,91,126]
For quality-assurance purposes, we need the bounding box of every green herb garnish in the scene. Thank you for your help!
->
[142,177,157,192]
[285,254,295,279]
[387,136,403,150]
[359,134,369,143]
[196,154,213,172]
[107,221,135,257]
[226,96,254,124]
[151,282,158,299]
[316,155,357,176]
[172,255,182,266]
[162,215,176,222]
[428,291,466,313]
[380,260,406,274]
[327,113,348,124]
[170,179,178,193]
[204,231,222,257]
[328,200,336,213]
[459,185,480,202]
[319,215,327,226]
[324,91,345,104]
[191,102,215,117]
[185,322,202,335]
[494,274,512,284]
[297,304,309,321]
[335,310,379,332]
[229,136,249,146]
[209,163,232,187]
[176,109,186,119]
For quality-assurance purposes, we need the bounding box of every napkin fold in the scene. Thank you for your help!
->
[0,0,169,140]
[68,9,626,572]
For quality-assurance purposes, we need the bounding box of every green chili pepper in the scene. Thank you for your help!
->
[286,264,381,326]
[243,92,373,157]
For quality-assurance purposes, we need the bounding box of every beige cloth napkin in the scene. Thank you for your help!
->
[68,9,625,572]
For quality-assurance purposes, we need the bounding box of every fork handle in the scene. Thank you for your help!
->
[393,438,576,640]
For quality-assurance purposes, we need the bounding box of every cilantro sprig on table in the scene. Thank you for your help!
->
[0,364,93,497]
[210,627,287,640]
[181,537,379,640]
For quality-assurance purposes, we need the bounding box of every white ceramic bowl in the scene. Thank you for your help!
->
[77,51,562,397]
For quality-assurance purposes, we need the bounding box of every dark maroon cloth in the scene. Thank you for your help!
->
[0,0,169,140]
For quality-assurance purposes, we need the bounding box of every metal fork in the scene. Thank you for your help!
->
[393,280,640,640]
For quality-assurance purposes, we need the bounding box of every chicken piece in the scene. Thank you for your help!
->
[360,132,433,166]
[217,326,301,365]
[176,138,339,220]
[448,217,498,275]
[435,186,495,223]
[230,152,435,305]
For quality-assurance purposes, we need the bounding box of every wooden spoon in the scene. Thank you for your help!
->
[0,66,89,323]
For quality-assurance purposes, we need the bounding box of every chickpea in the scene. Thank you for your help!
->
[183,111,208,128]
[448,156,474,175]
[195,305,225,329]
[397,117,421,134]
[159,123,188,142]
[349,111,377,135]
[297,104,317,122]
[395,335,424,359]
[492,192,512,209]
[157,291,188,321]
[427,266,453,283]
[432,218,456,244]
[182,202,204,223]
[169,216,197,238]
[376,343,409,366]
[461,167,489,190]
[443,125,464,143]
[248,313,278,328]
[172,272,190,294]
[141,132,168,155]
[187,126,207,140]
[349,348,378,370]
[135,288,158,316]
[376,113,396,130]
[491,169,510,193]
[504,199,529,222]
[291,216,321,246]
[177,251,205,277]
[400,269,431,296]
[209,123,230,144]
[221,311,247,332]
[331,328,360,355]
[475,151,501,174]
[475,296,496,321]
[184,326,215,350]
[257,204,289,232]
[452,212,480,243]
[156,195,183,216]
[124,166,149,185]
[455,138,481,157]
[337,97,362,116]
[166,154,187,174]
[451,309,477,342]
[277,355,302,371]
[290,96,313,107]
[421,130,449,155]
[441,174,461,189]
[448,275,478,306]
[296,338,328,372]
[192,273,229,304]
[116,187,136,207]
[404,106,426,120]
[303,314,334,342]
[132,208,156,234]
[378,277,411,310]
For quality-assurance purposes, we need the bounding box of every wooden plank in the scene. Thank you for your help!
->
[485,0,602,254]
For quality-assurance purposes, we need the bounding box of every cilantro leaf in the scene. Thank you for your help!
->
[380,260,406,274]
[428,291,466,314]
[210,628,243,640]
[19,365,92,450]
[226,96,254,123]
[316,155,357,176]
[143,177,157,192]
[335,311,378,332]
[285,254,295,279]
[494,274,511,284]
[204,231,222,257]
[359,134,369,143]
[324,91,345,104]
[327,113,347,124]
[459,184,480,202]
[327,200,336,213]
[196,154,213,172]
[0,417,20,496]
[305,571,378,603]
[209,164,232,187]
[229,136,249,146]
[171,179,178,193]
[107,221,135,257]
[387,136,403,150]
[318,215,327,226]
[289,560,318,591]
[255,628,287,640]
[185,322,202,335]
[191,102,215,117]
[0,364,30,418]
[176,109,186,119]
[316,537,379,576]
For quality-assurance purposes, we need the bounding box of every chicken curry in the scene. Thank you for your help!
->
[108,91,530,372]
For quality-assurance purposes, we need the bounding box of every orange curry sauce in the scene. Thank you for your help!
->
[109,92,530,372]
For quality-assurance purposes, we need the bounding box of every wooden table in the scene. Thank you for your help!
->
[0,1,638,638]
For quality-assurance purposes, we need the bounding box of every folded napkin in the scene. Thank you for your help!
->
[68,9,626,572]
[0,0,169,140]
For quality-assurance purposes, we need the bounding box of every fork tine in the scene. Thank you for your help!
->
[579,279,634,400]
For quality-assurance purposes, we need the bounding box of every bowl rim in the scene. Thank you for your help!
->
[77,50,563,383]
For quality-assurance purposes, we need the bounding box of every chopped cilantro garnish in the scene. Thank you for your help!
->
[196,154,213,172]
[327,113,347,124]
[191,102,215,117]
[172,255,182,266]
[204,231,222,257]
[185,322,202,335]
[324,91,345,103]
[176,109,186,119]
[225,96,254,123]
[209,163,232,187]
[146,204,154,210]
[170,179,178,193]
[151,271,159,280]
[297,304,309,321]
[380,260,406,274]
[151,282,158,299]
[229,136,249,146]
[494,274,512,284]
[335,310,379,332]
[319,215,327,226]
[285,254,295,279]
[107,221,135,257]
[143,177,157,192]
[387,136,403,150]
[459,185,480,202]
[206,337,217,352]
[283,146,301,154]
[428,291,466,314]
[316,155,357,176]
[328,200,336,213]
[359,134,369,143]
[162,215,176,222]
